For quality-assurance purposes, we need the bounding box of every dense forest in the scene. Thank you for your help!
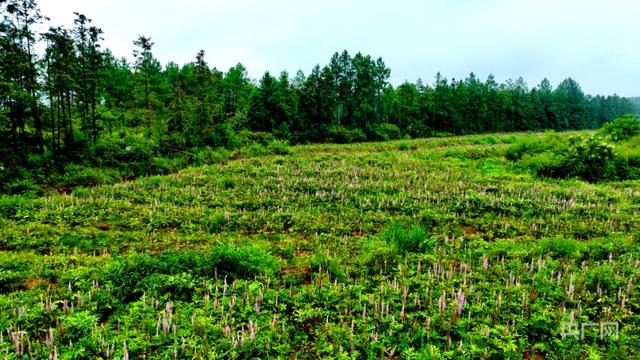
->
[0,0,636,194]
[630,97,640,113]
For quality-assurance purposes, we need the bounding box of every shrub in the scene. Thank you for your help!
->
[206,211,228,233]
[508,132,639,182]
[615,144,640,179]
[520,151,567,179]
[146,272,197,301]
[596,114,640,142]
[5,178,41,196]
[72,186,91,198]
[62,165,119,188]
[372,123,402,141]
[326,125,367,144]
[0,195,34,219]
[266,140,291,155]
[91,131,157,176]
[219,177,236,189]
[381,222,431,253]
[563,136,618,182]
[106,245,278,302]
[504,133,564,161]
[360,238,398,274]
[539,238,581,259]
[242,143,268,157]
[194,146,228,165]
[473,135,499,145]
[0,270,27,293]
[244,131,276,145]
[61,311,98,343]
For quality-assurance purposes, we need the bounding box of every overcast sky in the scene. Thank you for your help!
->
[37,0,639,96]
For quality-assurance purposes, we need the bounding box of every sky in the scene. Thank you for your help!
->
[36,0,640,97]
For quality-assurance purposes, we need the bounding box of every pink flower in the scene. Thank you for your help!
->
[249,319,256,342]
[456,290,465,317]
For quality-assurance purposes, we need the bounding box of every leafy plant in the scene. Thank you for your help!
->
[596,114,640,142]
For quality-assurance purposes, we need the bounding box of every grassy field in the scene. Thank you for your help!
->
[1,132,639,359]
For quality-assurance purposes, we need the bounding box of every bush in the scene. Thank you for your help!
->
[266,140,291,155]
[381,222,431,253]
[596,114,640,142]
[106,245,278,302]
[219,177,236,189]
[5,178,41,196]
[241,131,276,146]
[72,186,91,198]
[473,135,499,145]
[508,132,640,182]
[0,270,27,293]
[61,311,98,343]
[520,151,566,179]
[194,146,228,165]
[372,123,402,141]
[0,195,34,219]
[504,132,564,161]
[326,125,367,144]
[62,165,119,188]
[615,142,640,179]
[562,136,617,182]
[91,131,157,176]
[539,238,581,259]
[360,238,398,275]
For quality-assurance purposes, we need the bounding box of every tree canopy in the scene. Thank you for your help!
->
[0,0,635,193]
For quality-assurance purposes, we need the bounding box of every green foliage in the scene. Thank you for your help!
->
[504,132,564,161]
[106,245,278,301]
[62,165,119,188]
[326,125,367,144]
[61,311,98,342]
[219,177,235,189]
[91,131,157,176]
[380,222,431,253]
[596,114,640,142]
[266,140,291,155]
[372,123,402,141]
[360,238,398,274]
[508,129,640,182]
[0,270,27,293]
[0,195,35,219]
[397,142,411,151]
[539,238,581,259]
[1,134,639,358]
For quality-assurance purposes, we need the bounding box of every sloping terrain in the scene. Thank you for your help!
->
[1,133,639,359]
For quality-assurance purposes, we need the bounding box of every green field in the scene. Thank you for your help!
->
[1,132,639,359]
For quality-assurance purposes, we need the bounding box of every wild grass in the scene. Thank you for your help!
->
[0,131,639,358]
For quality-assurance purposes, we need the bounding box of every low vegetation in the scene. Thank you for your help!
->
[506,115,640,182]
[1,128,639,359]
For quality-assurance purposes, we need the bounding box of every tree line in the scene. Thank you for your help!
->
[0,0,635,191]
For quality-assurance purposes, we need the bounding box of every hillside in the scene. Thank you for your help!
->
[1,132,639,358]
